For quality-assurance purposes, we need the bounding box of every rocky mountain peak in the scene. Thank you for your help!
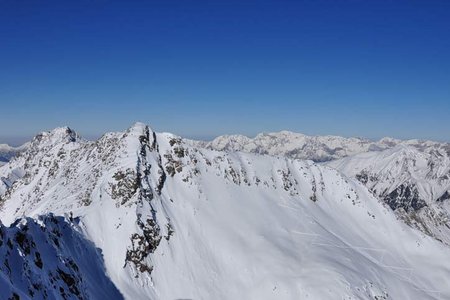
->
[31,126,80,148]
[2,123,450,299]
[126,122,151,136]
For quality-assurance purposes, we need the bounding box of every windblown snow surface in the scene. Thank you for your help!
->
[1,123,450,299]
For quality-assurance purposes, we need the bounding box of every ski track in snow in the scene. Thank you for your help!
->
[0,123,449,299]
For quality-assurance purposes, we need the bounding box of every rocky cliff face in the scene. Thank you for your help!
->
[0,124,171,288]
[1,124,450,299]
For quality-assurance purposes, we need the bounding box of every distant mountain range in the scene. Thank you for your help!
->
[1,125,450,299]
[328,143,450,244]
[0,143,28,166]
[191,131,450,244]
[189,130,448,162]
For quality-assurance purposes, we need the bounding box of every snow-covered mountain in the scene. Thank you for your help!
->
[327,144,450,244]
[0,215,123,299]
[192,131,450,244]
[190,131,447,162]
[0,143,28,166]
[1,124,450,299]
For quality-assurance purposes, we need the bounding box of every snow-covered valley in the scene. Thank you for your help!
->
[1,124,450,299]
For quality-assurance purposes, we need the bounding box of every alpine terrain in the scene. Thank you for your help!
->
[327,143,450,245]
[189,131,414,162]
[0,143,28,167]
[1,123,450,299]
[198,131,450,246]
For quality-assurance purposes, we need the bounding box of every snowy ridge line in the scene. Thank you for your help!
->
[1,123,450,299]
[194,128,450,247]
[189,130,450,163]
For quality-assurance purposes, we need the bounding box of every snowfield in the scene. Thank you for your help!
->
[1,123,450,299]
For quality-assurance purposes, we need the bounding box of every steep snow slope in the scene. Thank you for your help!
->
[327,144,450,244]
[191,130,450,245]
[1,124,450,299]
[0,215,123,300]
[191,131,448,162]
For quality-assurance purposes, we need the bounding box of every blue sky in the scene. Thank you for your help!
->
[0,0,449,144]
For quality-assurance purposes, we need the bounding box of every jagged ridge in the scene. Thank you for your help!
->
[1,124,450,299]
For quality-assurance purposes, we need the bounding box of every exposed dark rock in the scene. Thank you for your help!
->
[164,153,183,177]
[356,172,369,185]
[156,169,166,195]
[437,191,450,202]
[110,169,139,205]
[57,268,81,297]
[8,293,20,300]
[165,223,174,241]
[124,217,162,276]
[34,251,43,269]
[384,184,427,212]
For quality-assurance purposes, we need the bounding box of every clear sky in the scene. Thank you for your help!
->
[0,0,449,144]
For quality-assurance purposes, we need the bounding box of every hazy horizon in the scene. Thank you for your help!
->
[1,122,449,147]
